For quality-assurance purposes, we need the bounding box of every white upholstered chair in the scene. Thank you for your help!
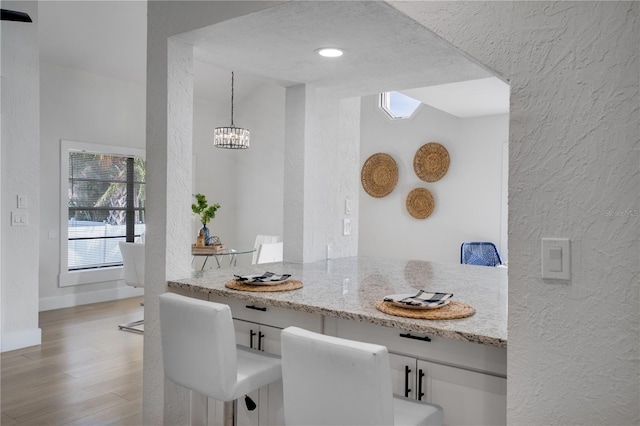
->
[256,241,284,264]
[159,293,282,426]
[280,326,444,426]
[118,241,145,333]
[251,235,280,264]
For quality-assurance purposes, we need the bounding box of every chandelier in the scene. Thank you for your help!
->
[213,72,250,149]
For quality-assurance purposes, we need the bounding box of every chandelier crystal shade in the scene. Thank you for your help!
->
[214,72,250,149]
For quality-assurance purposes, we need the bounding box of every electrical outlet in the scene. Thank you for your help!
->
[11,211,28,226]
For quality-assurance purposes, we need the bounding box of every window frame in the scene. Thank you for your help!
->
[378,91,423,120]
[59,140,145,287]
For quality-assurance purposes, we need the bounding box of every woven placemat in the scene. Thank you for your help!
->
[361,153,399,198]
[414,142,450,182]
[225,279,303,292]
[406,187,435,219]
[375,300,475,320]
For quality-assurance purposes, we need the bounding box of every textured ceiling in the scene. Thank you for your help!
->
[37,1,508,116]
[186,1,496,98]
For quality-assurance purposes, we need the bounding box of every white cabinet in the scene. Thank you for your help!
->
[429,362,506,426]
[389,354,506,426]
[207,295,322,426]
[389,354,429,402]
[202,295,505,426]
[233,319,284,426]
[330,317,507,426]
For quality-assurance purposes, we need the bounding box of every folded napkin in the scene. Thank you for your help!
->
[234,272,291,283]
[384,290,453,308]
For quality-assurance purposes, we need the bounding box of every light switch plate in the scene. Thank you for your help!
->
[343,218,351,236]
[541,238,570,280]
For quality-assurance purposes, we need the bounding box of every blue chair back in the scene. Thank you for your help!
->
[461,242,502,267]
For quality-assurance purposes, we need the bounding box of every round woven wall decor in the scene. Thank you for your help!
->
[361,153,399,198]
[406,188,435,219]
[414,142,450,182]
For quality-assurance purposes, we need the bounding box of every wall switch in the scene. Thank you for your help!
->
[541,238,570,280]
[345,198,352,215]
[11,211,28,226]
[17,195,28,209]
[343,218,352,236]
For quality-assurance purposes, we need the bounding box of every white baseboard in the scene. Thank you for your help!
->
[1,328,42,353]
[39,286,144,312]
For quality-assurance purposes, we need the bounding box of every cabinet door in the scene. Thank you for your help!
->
[209,320,259,426]
[427,362,506,426]
[389,353,417,399]
[258,324,285,426]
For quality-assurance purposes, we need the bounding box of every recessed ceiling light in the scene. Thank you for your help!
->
[316,48,344,58]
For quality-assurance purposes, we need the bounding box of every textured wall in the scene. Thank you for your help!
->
[1,1,41,352]
[391,2,639,424]
[145,2,280,423]
[284,85,361,264]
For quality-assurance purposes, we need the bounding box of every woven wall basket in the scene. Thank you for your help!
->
[406,187,435,219]
[361,153,399,198]
[413,142,450,182]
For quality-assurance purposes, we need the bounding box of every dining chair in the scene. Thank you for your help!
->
[252,235,280,264]
[159,293,282,426]
[118,241,145,333]
[460,242,503,267]
[280,326,444,426]
[256,241,284,264]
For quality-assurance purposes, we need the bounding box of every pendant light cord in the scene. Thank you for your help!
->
[230,71,235,127]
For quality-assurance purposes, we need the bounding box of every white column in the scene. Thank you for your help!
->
[143,36,194,425]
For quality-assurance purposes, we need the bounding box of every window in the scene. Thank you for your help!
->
[379,91,422,120]
[60,140,145,286]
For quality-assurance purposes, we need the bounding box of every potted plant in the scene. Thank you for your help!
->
[192,193,220,245]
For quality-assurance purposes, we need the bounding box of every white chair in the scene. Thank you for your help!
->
[280,326,444,426]
[251,235,280,264]
[159,293,282,426]
[118,241,145,333]
[256,241,283,264]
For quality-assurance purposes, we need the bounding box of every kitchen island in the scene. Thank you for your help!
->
[168,256,507,347]
[167,256,508,426]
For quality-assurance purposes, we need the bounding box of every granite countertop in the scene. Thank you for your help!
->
[168,256,508,348]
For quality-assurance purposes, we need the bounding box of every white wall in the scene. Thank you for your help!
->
[192,96,238,268]
[234,82,285,261]
[38,61,146,310]
[359,94,508,264]
[284,85,360,263]
[391,1,639,424]
[1,1,41,352]
[193,81,285,268]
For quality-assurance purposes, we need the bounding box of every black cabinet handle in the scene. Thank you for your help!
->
[245,305,266,312]
[418,369,425,401]
[399,333,431,342]
[258,331,265,351]
[404,365,412,398]
[249,329,257,349]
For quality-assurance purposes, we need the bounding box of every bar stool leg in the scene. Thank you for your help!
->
[223,400,237,426]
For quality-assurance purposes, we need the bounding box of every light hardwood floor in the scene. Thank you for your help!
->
[1,297,144,425]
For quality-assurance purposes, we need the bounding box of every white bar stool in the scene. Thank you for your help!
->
[159,293,282,425]
[281,326,444,426]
